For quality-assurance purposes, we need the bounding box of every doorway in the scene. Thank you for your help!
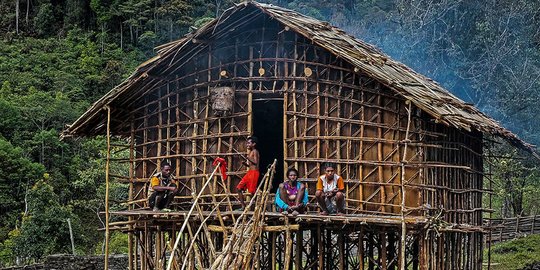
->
[252,97,284,191]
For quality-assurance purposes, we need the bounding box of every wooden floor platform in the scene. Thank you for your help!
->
[106,209,429,231]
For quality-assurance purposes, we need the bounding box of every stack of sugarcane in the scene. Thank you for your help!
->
[211,159,277,269]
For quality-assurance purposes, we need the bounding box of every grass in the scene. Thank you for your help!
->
[484,234,540,270]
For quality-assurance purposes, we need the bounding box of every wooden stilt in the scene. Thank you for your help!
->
[104,106,111,270]
[318,225,323,270]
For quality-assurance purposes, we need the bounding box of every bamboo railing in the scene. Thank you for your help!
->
[485,215,540,244]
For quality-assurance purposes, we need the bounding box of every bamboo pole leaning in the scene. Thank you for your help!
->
[166,164,221,270]
[239,160,277,267]
[212,159,277,270]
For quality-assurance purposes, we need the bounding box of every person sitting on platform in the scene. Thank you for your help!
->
[148,163,178,212]
[275,168,308,216]
[236,136,260,210]
[315,162,345,215]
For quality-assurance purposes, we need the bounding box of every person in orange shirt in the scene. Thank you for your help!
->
[315,163,345,215]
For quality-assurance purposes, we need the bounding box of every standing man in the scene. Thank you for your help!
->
[236,136,260,210]
[148,163,178,211]
[315,162,345,215]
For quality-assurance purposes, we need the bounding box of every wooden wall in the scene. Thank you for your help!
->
[127,11,484,220]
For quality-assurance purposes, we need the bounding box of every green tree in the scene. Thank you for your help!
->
[0,96,21,141]
[119,0,152,45]
[34,3,55,36]
[13,180,85,262]
[0,138,45,242]
[488,145,540,218]
[156,0,193,41]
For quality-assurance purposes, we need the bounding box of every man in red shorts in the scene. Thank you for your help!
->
[237,136,260,210]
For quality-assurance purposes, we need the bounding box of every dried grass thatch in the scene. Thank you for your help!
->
[62,1,536,156]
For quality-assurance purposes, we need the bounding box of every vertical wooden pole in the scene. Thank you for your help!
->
[170,222,177,270]
[325,229,331,269]
[412,236,419,270]
[311,229,318,270]
[104,106,111,270]
[316,73,321,178]
[134,231,139,270]
[271,232,277,270]
[283,61,289,176]
[142,223,148,270]
[284,217,292,270]
[248,46,254,134]
[202,46,212,176]
[358,89,365,212]
[399,101,412,270]
[175,81,181,186]
[292,37,299,170]
[129,121,135,270]
[531,215,537,234]
[377,94,386,213]
[302,46,308,178]
[323,70,329,161]
[359,228,364,270]
[336,68,343,185]
[367,233,374,270]
[419,232,426,270]
[157,88,163,169]
[318,225,324,269]
[295,230,302,270]
[346,74,354,208]
[166,84,171,168]
[67,218,75,255]
[487,153,493,270]
[380,230,387,270]
[388,232,396,270]
[338,230,345,270]
[156,227,162,270]
[143,100,148,202]
[191,87,199,187]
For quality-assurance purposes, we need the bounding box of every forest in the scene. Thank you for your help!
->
[0,0,539,266]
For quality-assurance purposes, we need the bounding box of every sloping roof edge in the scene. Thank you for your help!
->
[62,1,538,158]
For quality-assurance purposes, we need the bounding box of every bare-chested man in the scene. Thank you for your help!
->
[236,136,260,210]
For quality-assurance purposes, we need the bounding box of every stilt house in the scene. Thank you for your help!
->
[63,2,536,269]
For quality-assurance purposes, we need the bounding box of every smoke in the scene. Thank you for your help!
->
[266,0,540,146]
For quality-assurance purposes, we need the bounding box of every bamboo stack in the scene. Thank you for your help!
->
[212,160,277,269]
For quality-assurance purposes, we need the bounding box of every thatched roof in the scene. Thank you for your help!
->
[62,1,537,156]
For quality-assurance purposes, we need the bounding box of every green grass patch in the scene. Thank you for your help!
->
[484,234,540,270]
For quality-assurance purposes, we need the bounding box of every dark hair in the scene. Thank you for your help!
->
[247,136,258,145]
[322,162,335,170]
[286,168,299,176]
[161,162,171,168]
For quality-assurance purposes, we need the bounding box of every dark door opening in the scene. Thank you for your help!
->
[252,98,283,192]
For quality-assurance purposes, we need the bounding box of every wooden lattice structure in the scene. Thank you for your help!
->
[63,2,538,270]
